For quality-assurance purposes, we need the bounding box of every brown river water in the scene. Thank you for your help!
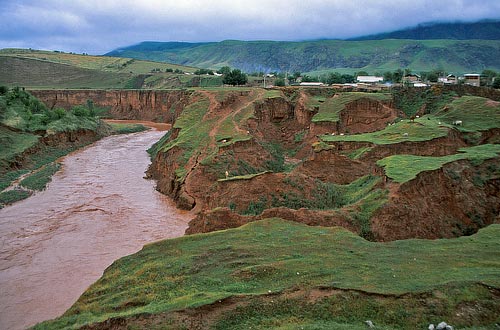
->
[0,122,192,330]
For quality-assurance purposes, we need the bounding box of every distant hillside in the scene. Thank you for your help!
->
[106,39,500,74]
[349,20,500,41]
[0,49,199,89]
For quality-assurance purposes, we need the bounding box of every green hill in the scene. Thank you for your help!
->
[105,39,500,74]
[0,49,198,89]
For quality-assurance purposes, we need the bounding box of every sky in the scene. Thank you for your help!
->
[0,0,499,55]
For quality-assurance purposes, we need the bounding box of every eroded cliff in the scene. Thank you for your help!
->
[31,89,192,123]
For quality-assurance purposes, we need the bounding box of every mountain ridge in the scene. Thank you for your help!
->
[348,19,500,41]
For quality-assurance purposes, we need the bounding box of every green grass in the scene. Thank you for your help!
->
[19,162,61,191]
[311,92,391,123]
[218,171,270,182]
[320,116,449,145]
[215,115,251,145]
[34,219,500,330]
[0,169,28,191]
[343,146,373,160]
[0,189,31,208]
[377,144,500,183]
[108,122,148,134]
[434,95,500,132]
[0,126,40,163]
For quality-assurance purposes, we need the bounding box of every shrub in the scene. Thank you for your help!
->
[71,105,90,117]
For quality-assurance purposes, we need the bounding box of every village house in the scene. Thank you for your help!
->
[464,73,481,86]
[402,73,421,84]
[438,74,457,84]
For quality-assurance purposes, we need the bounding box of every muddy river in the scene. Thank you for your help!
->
[0,123,192,330]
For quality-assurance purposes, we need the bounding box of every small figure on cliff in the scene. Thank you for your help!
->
[225,170,229,179]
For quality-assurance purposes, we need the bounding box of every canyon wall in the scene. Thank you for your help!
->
[30,89,192,123]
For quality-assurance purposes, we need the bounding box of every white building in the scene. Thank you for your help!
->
[299,82,325,87]
[356,76,384,84]
[464,74,481,87]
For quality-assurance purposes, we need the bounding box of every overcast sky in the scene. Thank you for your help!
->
[0,0,499,54]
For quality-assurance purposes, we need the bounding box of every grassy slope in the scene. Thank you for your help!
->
[0,56,132,89]
[0,49,196,89]
[35,219,500,329]
[435,96,500,132]
[104,39,500,74]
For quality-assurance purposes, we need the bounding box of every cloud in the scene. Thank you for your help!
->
[0,0,499,54]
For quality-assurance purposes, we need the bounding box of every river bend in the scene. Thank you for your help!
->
[0,125,191,330]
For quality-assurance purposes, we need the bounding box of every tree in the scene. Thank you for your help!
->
[288,71,301,83]
[217,66,232,75]
[493,78,500,89]
[301,75,319,82]
[223,69,248,86]
[482,69,497,86]
[427,72,439,83]
[383,71,393,82]
[274,78,285,87]
[356,71,369,76]
[392,69,403,83]
[194,68,214,75]
[323,72,355,84]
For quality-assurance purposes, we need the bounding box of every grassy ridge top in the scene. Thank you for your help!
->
[105,39,500,74]
[34,219,500,329]
[377,144,500,183]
